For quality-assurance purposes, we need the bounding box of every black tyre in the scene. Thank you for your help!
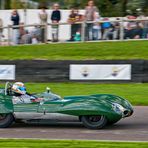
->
[0,114,14,128]
[81,115,107,129]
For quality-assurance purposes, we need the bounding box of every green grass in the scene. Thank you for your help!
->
[0,41,148,105]
[19,82,148,106]
[0,41,148,60]
[0,139,147,148]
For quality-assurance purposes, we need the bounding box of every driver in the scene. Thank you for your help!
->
[12,82,26,96]
[11,82,39,104]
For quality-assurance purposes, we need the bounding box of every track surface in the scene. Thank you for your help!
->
[0,106,148,141]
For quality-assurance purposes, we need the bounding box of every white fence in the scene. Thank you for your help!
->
[0,9,85,41]
[0,9,148,45]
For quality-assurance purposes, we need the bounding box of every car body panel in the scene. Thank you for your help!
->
[0,89,13,113]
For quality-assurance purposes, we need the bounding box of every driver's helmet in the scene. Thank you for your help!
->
[12,82,26,95]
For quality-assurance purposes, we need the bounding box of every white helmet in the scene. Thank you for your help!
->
[12,82,26,95]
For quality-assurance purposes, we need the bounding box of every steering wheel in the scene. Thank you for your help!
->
[5,82,13,96]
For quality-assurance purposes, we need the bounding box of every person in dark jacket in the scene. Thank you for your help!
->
[51,3,61,42]
[11,9,20,45]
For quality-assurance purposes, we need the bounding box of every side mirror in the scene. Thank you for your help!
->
[46,87,51,93]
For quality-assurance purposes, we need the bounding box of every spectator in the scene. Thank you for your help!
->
[106,24,116,40]
[73,10,84,41]
[31,24,42,44]
[124,15,143,39]
[142,20,148,39]
[51,3,61,42]
[11,9,20,45]
[101,18,112,40]
[68,8,78,41]
[137,12,148,39]
[92,12,101,40]
[18,23,32,45]
[19,22,26,43]
[68,8,83,41]
[74,31,81,41]
[0,18,3,44]
[103,18,121,40]
[112,18,120,40]
[85,0,99,41]
[20,30,32,44]
[38,7,48,42]
[124,15,137,39]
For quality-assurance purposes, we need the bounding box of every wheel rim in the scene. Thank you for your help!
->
[0,114,7,121]
[85,115,105,126]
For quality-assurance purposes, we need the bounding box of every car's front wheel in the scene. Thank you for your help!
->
[0,114,14,128]
[81,115,107,129]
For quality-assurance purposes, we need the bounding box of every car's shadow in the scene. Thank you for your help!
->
[11,122,85,129]
[10,121,147,130]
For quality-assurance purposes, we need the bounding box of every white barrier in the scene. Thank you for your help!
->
[0,9,147,44]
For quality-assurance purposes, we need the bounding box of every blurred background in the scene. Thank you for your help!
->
[0,0,147,16]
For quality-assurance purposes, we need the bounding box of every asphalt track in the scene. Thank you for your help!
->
[0,106,148,141]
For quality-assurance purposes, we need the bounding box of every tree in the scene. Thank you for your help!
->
[5,0,11,9]
[122,0,128,16]
[10,0,24,9]
[1,0,147,16]
[109,0,118,5]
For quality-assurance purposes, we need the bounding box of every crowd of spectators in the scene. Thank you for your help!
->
[0,0,147,45]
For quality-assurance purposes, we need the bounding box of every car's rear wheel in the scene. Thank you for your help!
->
[0,114,14,128]
[81,115,107,129]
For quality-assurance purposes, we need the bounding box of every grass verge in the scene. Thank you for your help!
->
[0,41,148,60]
[0,139,147,148]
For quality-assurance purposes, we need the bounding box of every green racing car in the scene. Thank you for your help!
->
[0,82,133,129]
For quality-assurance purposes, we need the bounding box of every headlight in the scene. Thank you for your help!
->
[112,103,125,115]
[124,100,133,109]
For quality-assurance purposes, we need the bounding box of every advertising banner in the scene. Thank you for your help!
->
[0,65,15,80]
[70,64,131,80]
